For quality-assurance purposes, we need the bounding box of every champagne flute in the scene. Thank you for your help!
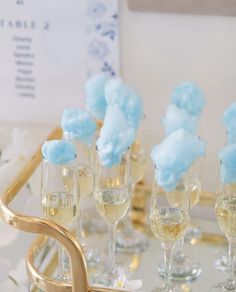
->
[116,139,149,252]
[214,182,236,273]
[184,158,204,242]
[150,174,189,292]
[210,162,236,291]
[63,131,99,265]
[91,151,131,286]
[158,159,202,281]
[130,140,147,184]
[41,157,79,281]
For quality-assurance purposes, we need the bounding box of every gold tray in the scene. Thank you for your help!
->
[0,127,225,292]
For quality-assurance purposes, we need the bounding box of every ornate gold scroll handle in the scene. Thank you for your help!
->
[0,127,130,292]
[0,128,86,292]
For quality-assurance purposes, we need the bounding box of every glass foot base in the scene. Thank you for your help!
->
[158,256,202,282]
[89,268,120,287]
[84,248,100,267]
[116,229,149,253]
[57,247,100,280]
[184,225,202,242]
[215,253,229,272]
[209,282,236,291]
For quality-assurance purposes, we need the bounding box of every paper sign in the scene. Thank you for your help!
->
[0,0,119,123]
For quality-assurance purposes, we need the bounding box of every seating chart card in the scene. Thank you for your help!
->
[0,0,119,123]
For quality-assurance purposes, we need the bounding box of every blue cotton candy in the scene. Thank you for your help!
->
[219,144,236,170]
[105,78,143,129]
[154,169,183,192]
[227,129,236,144]
[219,143,236,184]
[220,164,236,185]
[42,140,76,164]
[100,104,128,135]
[223,102,236,133]
[97,129,135,167]
[151,129,205,172]
[162,103,198,135]
[61,109,96,146]
[171,82,205,116]
[97,105,136,167]
[151,129,205,191]
[85,75,110,120]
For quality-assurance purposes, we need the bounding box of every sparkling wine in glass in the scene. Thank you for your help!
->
[41,157,79,281]
[210,163,236,291]
[150,176,189,292]
[91,151,131,287]
[214,182,236,273]
[96,188,130,226]
[78,164,94,200]
[157,159,202,282]
[150,207,188,246]
[130,141,146,183]
[63,131,100,265]
[42,192,77,227]
[116,139,149,253]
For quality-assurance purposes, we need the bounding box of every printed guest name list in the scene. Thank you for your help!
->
[0,18,49,99]
[0,0,86,123]
[14,36,35,98]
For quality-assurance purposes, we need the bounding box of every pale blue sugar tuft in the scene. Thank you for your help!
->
[162,103,198,135]
[42,140,76,164]
[220,164,236,185]
[223,102,236,133]
[219,144,236,170]
[151,129,205,173]
[171,82,205,116]
[105,78,143,129]
[61,108,96,146]
[97,105,136,167]
[154,168,184,192]
[227,128,236,144]
[85,74,110,120]
[151,129,205,191]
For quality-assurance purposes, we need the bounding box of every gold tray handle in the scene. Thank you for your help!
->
[0,128,130,292]
[0,128,87,292]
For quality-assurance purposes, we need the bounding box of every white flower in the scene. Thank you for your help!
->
[113,267,143,291]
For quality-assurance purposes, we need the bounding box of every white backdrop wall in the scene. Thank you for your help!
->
[119,1,236,192]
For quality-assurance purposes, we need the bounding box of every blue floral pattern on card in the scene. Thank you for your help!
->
[86,0,119,77]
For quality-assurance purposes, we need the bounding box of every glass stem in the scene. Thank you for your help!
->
[108,223,117,272]
[126,210,134,231]
[174,201,190,263]
[77,200,85,247]
[125,184,136,232]
[226,237,236,289]
[58,245,69,281]
[175,237,185,263]
[163,244,174,289]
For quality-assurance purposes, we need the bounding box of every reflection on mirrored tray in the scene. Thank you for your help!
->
[28,215,228,292]
[0,156,227,292]
[0,124,230,292]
